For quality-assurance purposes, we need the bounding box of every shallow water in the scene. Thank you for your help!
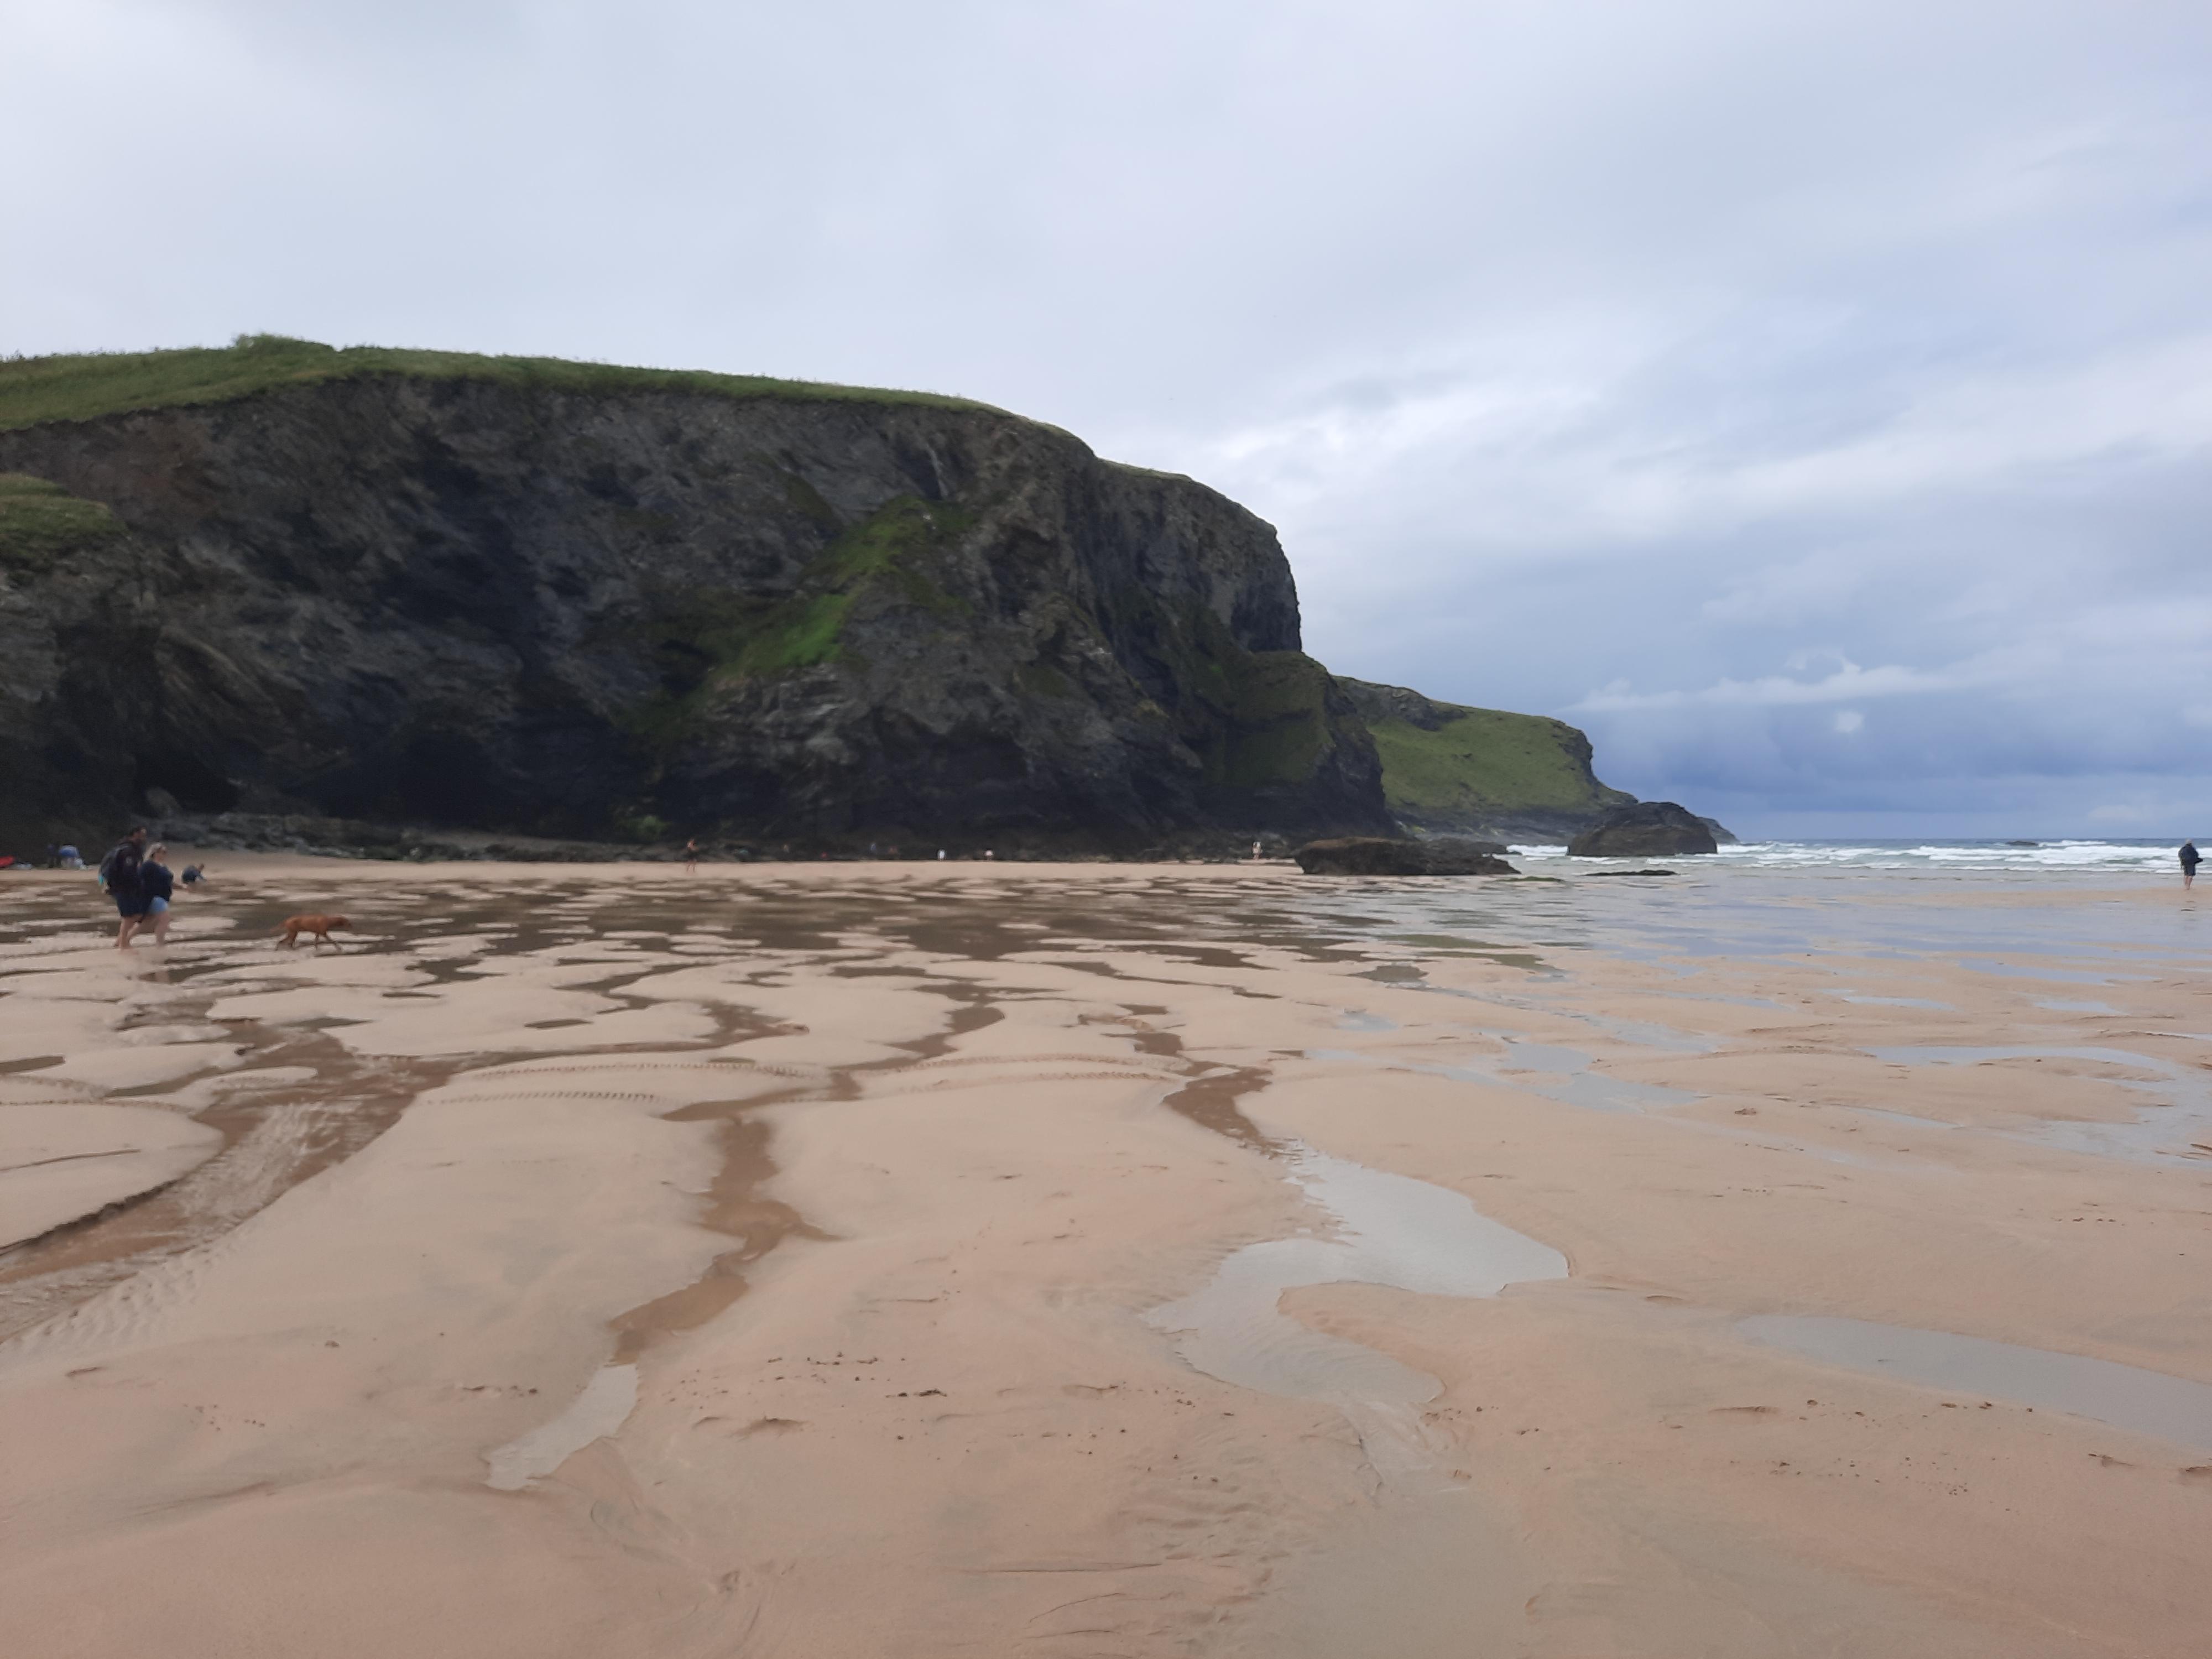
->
[1310,1045,1703,1117]
[1335,1010,1398,1032]
[1867,1044,2212,1164]
[1740,1316,2212,1452]
[1495,1039,1585,1074]
[484,1362,640,1490]
[1145,1144,1565,1418]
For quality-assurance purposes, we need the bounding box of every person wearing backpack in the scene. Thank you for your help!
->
[100,827,149,949]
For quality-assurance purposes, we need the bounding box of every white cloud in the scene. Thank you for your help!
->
[1574,656,1986,713]
[1833,709,1864,734]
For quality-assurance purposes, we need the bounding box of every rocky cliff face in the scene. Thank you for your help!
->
[0,354,1387,849]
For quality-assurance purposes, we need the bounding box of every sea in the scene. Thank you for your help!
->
[1505,837,2189,876]
[1274,836,2211,988]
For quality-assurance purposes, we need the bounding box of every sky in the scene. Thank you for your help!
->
[8,0,2210,837]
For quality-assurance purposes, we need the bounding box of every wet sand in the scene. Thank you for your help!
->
[2,854,2209,1656]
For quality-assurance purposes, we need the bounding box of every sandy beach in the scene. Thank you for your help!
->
[3,853,2209,1657]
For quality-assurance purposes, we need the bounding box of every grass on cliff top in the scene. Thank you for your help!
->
[0,473,125,571]
[1370,704,1628,816]
[0,335,1000,433]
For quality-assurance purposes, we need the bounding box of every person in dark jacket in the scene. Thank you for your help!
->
[101,827,148,949]
[2183,841,2201,890]
[140,843,177,945]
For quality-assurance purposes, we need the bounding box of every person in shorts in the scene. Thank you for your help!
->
[140,843,176,945]
[2183,841,2201,890]
[101,827,149,948]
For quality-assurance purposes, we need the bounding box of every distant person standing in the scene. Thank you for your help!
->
[2183,841,2201,889]
[684,838,699,875]
[140,843,176,945]
[99,827,148,948]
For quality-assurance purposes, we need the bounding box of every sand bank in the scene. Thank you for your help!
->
[1,854,2208,1656]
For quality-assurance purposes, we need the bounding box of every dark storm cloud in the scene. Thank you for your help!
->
[8,1,2209,834]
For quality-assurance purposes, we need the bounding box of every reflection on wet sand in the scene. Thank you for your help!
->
[1741,1315,2212,1452]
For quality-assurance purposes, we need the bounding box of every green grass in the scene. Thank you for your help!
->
[1366,703,1630,817]
[0,473,126,571]
[0,334,1001,433]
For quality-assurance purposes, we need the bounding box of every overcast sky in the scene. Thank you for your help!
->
[9,1,2210,836]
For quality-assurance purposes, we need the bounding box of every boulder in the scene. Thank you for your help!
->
[1567,802,1718,858]
[1294,836,1516,876]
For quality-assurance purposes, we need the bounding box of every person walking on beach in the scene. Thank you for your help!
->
[2183,841,2201,889]
[684,838,698,875]
[139,843,176,945]
[100,827,148,948]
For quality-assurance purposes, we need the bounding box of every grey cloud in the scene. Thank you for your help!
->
[6,0,2210,836]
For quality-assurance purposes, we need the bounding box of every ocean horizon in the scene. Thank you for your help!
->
[1509,836,2193,874]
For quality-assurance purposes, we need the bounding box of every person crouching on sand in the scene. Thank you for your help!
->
[140,843,176,944]
[2183,841,2201,889]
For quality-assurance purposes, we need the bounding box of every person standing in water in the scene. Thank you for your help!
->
[684,838,699,875]
[2182,841,2201,889]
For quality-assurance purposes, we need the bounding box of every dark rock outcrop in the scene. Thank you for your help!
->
[0,359,1392,849]
[1293,836,1516,876]
[1697,815,1740,846]
[1567,801,1719,857]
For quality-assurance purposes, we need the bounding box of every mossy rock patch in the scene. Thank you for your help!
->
[0,474,125,572]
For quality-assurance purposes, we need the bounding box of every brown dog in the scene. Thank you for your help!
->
[276,914,352,948]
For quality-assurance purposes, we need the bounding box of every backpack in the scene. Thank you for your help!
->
[98,843,134,891]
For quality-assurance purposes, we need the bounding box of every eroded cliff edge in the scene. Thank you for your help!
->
[0,345,1387,849]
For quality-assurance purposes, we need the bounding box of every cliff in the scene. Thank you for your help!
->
[1335,677,1636,842]
[0,338,1387,851]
